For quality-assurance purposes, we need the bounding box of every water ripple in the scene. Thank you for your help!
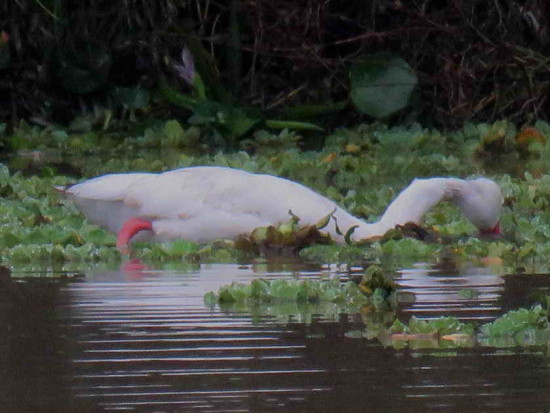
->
[2,263,550,412]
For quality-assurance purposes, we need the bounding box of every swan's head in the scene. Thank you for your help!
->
[457,178,503,235]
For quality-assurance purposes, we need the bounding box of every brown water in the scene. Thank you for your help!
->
[2,262,550,412]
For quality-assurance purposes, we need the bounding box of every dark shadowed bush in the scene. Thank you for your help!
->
[0,0,549,131]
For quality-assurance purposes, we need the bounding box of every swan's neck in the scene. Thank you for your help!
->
[350,178,465,241]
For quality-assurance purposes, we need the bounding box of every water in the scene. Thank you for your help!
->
[2,262,550,412]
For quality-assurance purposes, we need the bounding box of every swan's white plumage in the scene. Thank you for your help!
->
[62,166,503,245]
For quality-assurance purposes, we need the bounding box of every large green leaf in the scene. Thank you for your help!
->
[188,101,261,140]
[157,76,198,110]
[110,86,150,109]
[350,54,417,119]
[265,120,323,131]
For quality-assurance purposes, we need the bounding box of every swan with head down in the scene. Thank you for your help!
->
[58,166,503,253]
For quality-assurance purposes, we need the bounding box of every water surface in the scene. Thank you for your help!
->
[2,262,550,412]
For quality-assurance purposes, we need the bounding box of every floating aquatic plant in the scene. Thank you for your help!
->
[387,317,475,349]
[233,210,334,256]
[480,305,550,347]
[204,268,550,351]
[204,277,371,308]
[204,267,398,326]
[2,121,550,273]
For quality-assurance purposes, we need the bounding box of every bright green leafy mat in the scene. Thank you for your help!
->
[205,270,550,350]
[3,120,550,273]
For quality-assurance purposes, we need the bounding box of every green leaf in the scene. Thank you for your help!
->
[319,278,342,302]
[164,240,199,256]
[1,232,21,248]
[164,120,185,143]
[344,225,359,245]
[83,228,113,245]
[315,208,336,230]
[203,291,218,308]
[54,231,85,247]
[0,163,10,186]
[189,101,261,140]
[218,288,237,303]
[270,278,299,300]
[408,317,434,334]
[225,110,260,138]
[218,282,249,303]
[332,216,344,236]
[193,73,207,100]
[426,317,474,336]
[250,226,269,243]
[296,279,320,302]
[265,120,323,131]
[24,229,50,244]
[157,76,198,110]
[390,319,407,333]
[350,53,417,119]
[250,279,270,300]
[481,305,548,338]
[110,86,150,109]
[188,100,222,124]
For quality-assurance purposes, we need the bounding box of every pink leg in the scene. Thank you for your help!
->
[117,217,153,254]
[479,221,501,236]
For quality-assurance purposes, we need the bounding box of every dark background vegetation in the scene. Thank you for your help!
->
[1,0,549,130]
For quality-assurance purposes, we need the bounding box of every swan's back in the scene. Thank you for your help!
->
[64,167,356,241]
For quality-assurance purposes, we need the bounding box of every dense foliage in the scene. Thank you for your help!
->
[1,1,549,131]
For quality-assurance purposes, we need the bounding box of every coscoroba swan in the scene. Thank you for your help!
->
[58,166,503,253]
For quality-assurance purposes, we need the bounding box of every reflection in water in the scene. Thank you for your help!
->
[1,263,550,412]
[397,263,505,322]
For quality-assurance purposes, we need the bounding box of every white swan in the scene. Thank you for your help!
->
[59,166,503,253]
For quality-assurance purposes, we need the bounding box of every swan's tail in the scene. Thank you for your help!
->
[53,185,70,194]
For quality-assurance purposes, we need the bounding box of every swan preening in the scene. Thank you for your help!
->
[58,166,503,253]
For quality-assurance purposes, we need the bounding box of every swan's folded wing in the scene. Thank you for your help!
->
[65,173,155,200]
[124,168,266,221]
[126,167,343,228]
[64,166,358,241]
[63,173,156,232]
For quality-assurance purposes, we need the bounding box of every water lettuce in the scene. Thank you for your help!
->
[2,121,550,274]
